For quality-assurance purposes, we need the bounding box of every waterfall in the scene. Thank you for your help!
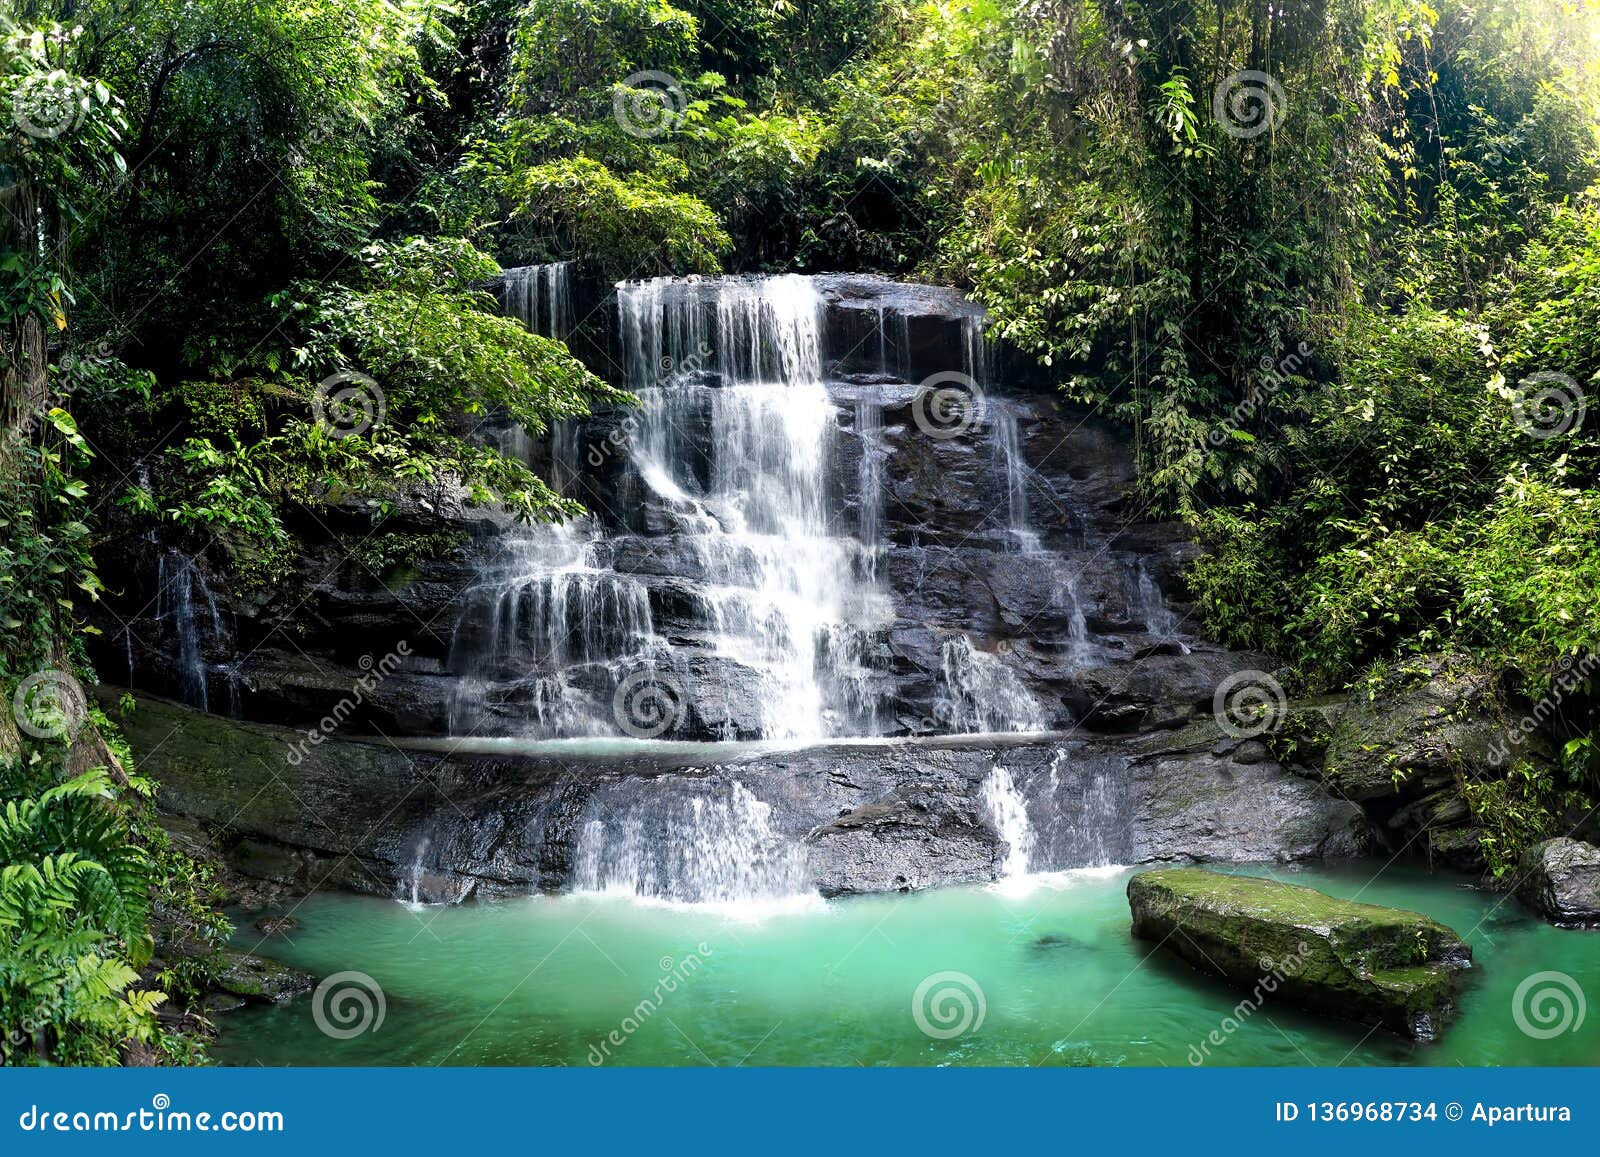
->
[855,398,885,570]
[156,550,223,711]
[573,778,815,909]
[961,315,989,385]
[938,636,1047,733]
[613,276,888,739]
[445,522,663,737]
[981,766,1035,878]
[1133,559,1189,652]
[1056,575,1091,665]
[991,407,1042,553]
[502,262,574,340]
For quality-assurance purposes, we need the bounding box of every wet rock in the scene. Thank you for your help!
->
[253,915,302,937]
[112,692,1372,900]
[1128,868,1472,1041]
[1517,838,1600,927]
[214,948,316,1005]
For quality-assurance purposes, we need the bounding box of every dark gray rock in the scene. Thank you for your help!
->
[109,691,1371,901]
[1517,837,1600,926]
[1321,655,1518,871]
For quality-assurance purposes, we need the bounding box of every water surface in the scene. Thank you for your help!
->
[215,864,1600,1067]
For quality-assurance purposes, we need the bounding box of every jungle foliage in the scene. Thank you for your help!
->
[4,0,1600,1060]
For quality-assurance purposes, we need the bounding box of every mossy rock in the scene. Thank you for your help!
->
[215,948,316,1006]
[1323,654,1506,801]
[1128,868,1471,1041]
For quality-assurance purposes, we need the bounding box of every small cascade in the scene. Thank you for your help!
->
[1055,575,1092,665]
[155,550,225,711]
[854,397,885,570]
[981,765,1035,878]
[445,522,662,737]
[502,262,574,340]
[405,837,430,906]
[1030,750,1133,870]
[573,778,813,908]
[960,315,989,385]
[938,636,1047,733]
[1132,560,1189,652]
[991,407,1042,553]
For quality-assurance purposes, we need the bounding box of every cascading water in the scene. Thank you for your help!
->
[938,636,1047,733]
[572,778,814,910]
[502,262,574,340]
[1133,559,1189,652]
[155,550,228,712]
[981,766,1036,878]
[982,751,1132,888]
[445,520,662,737]
[613,275,890,739]
[448,274,893,742]
[992,407,1042,554]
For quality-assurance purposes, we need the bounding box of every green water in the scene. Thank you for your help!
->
[214,865,1600,1067]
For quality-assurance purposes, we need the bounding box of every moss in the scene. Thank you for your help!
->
[1128,868,1471,1041]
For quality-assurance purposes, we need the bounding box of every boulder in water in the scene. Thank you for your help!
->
[1127,868,1472,1041]
[214,947,317,1005]
[1517,837,1600,927]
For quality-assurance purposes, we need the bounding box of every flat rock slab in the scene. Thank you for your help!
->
[1128,868,1472,1041]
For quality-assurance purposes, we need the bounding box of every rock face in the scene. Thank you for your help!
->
[84,273,1383,903]
[1128,868,1473,1041]
[110,692,1368,902]
[1319,655,1518,872]
[86,273,1278,755]
[1517,838,1600,927]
